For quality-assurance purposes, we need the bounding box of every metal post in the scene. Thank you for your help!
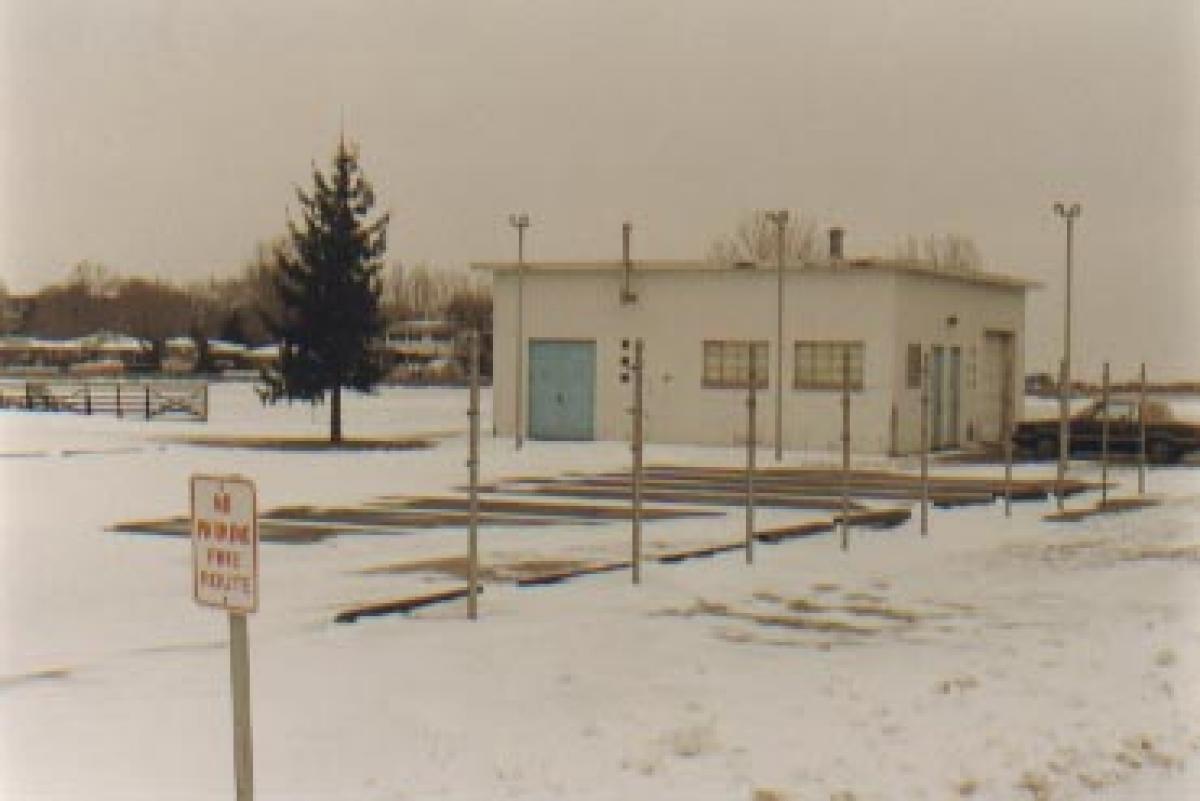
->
[1052,202,1081,510]
[1056,358,1066,510]
[840,349,850,551]
[1138,362,1147,494]
[229,612,254,801]
[202,382,209,422]
[889,403,899,457]
[920,352,929,536]
[25,381,32,410]
[509,213,530,449]
[631,338,644,584]
[115,383,123,418]
[144,384,151,420]
[1101,361,1110,508]
[1003,349,1014,517]
[85,384,92,416]
[745,355,757,564]
[467,331,480,619]
[766,209,788,462]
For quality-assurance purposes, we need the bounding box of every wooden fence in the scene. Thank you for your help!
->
[0,379,208,421]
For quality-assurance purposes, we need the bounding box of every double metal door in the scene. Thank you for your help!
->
[528,340,596,441]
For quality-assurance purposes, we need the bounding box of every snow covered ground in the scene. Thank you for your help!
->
[2,384,1198,800]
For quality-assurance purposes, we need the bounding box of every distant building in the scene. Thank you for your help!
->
[381,319,461,380]
[475,229,1038,454]
[0,331,147,374]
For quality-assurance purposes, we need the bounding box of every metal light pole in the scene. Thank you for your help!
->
[1052,202,1080,510]
[765,210,789,462]
[467,330,481,619]
[508,213,530,449]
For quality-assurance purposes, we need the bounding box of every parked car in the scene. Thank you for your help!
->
[1012,397,1200,463]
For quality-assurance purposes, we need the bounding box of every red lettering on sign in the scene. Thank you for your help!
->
[205,548,245,570]
[229,524,250,545]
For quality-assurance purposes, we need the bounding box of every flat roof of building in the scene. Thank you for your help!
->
[472,258,1041,290]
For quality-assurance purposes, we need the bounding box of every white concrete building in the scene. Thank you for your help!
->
[476,240,1037,454]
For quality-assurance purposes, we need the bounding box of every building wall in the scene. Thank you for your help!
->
[492,266,905,453]
[889,274,1026,453]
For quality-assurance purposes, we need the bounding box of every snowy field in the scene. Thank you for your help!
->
[2,384,1198,800]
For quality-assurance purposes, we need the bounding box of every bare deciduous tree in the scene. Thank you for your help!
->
[893,234,982,270]
[24,262,119,338]
[707,211,826,266]
[109,278,195,367]
[383,262,475,322]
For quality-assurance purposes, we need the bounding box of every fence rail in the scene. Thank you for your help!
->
[0,379,208,421]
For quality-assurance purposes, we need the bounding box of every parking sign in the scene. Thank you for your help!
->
[191,475,259,613]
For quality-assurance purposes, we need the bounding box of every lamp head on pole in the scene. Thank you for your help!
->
[1052,202,1081,220]
[508,212,530,230]
[765,209,789,226]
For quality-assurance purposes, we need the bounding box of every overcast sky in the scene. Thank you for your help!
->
[2,0,1197,377]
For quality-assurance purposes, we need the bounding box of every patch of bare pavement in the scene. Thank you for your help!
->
[1043,495,1164,522]
[163,433,441,451]
[332,506,911,621]
[486,464,1097,507]
[111,462,1138,625]
[108,495,722,543]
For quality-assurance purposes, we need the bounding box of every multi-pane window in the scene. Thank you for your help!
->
[794,341,864,390]
[702,340,768,388]
[906,344,922,389]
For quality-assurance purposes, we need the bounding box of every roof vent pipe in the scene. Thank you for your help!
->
[829,227,845,261]
[621,221,637,303]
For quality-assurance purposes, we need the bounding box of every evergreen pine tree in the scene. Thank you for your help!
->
[262,137,389,443]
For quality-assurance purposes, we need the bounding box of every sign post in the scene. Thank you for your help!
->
[745,357,757,564]
[920,352,930,536]
[467,331,481,619]
[1101,362,1110,507]
[840,349,851,551]
[631,338,644,584]
[1138,362,1147,495]
[191,474,258,801]
[1003,350,1014,518]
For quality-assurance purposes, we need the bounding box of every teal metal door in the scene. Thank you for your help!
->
[528,340,596,441]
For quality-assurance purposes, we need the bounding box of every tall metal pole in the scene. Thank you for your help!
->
[1138,362,1147,494]
[509,213,530,449]
[1003,347,1014,518]
[1052,202,1081,510]
[467,330,480,619]
[631,339,644,584]
[1101,360,1110,508]
[1056,358,1067,510]
[766,210,789,462]
[745,355,757,564]
[840,348,851,551]
[920,352,929,536]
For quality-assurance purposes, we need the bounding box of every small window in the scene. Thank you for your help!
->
[906,344,922,389]
[702,340,768,389]
[794,341,864,390]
